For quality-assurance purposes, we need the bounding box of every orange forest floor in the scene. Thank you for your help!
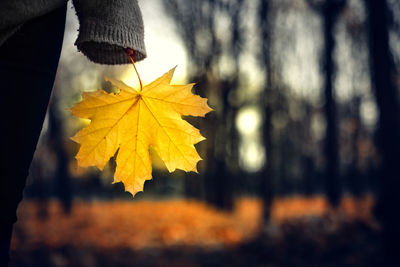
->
[10,195,382,267]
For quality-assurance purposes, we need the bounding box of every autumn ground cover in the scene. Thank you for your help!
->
[9,196,383,266]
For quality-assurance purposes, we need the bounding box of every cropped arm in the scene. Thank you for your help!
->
[73,0,146,65]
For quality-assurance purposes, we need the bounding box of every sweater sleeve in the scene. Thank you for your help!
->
[72,0,146,65]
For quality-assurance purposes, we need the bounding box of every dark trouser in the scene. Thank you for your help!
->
[0,5,66,265]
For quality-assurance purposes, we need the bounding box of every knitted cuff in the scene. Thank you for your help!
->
[75,18,146,65]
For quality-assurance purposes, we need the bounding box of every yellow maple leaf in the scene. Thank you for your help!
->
[70,67,212,196]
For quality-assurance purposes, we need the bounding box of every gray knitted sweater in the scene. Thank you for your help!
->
[0,0,146,64]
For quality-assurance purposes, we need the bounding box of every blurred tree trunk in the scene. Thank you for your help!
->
[205,77,233,210]
[258,0,274,221]
[48,100,72,214]
[214,79,236,210]
[321,0,345,208]
[224,0,243,211]
[302,103,316,196]
[366,0,400,263]
[347,96,363,196]
[30,157,49,220]
[163,0,243,210]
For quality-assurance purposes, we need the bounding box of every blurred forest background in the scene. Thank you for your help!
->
[9,0,400,266]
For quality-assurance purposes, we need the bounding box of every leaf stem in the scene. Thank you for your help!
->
[125,48,143,92]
